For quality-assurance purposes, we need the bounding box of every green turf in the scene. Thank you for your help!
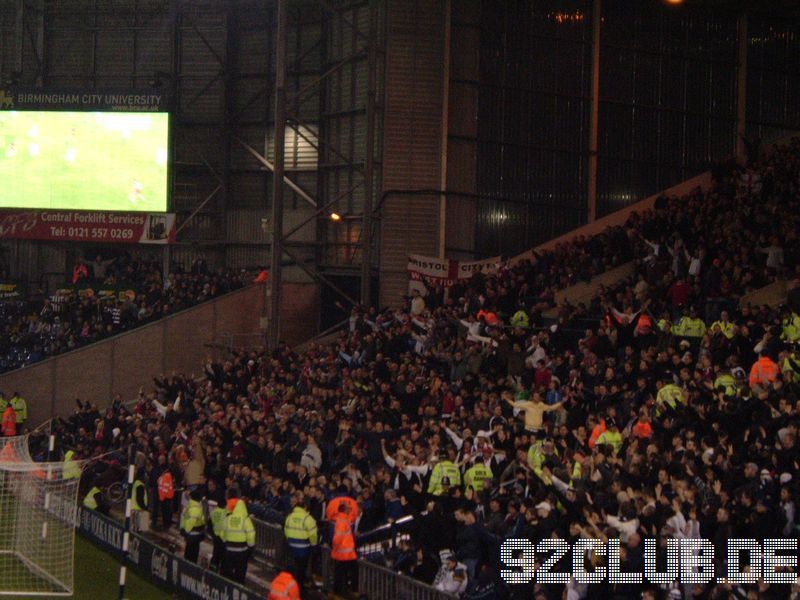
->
[0,110,168,212]
[1,534,182,599]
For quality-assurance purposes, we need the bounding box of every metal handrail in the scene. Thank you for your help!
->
[250,515,455,599]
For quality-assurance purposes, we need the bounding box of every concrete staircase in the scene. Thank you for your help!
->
[139,525,331,600]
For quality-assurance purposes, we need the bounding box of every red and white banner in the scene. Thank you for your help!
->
[408,254,501,293]
[0,210,176,244]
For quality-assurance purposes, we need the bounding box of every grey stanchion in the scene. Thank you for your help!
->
[117,445,135,600]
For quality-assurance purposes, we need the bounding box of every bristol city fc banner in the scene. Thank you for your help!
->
[408,254,501,293]
[0,210,176,244]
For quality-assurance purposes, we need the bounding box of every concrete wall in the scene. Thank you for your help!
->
[280,282,321,347]
[0,284,273,427]
[509,171,713,265]
[379,0,447,308]
[740,279,788,308]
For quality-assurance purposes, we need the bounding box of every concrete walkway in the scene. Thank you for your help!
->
[139,523,334,600]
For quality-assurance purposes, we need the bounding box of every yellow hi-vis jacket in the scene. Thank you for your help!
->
[131,480,147,511]
[210,506,227,537]
[714,373,737,397]
[427,460,461,496]
[63,451,81,480]
[284,506,318,552]
[656,384,685,416]
[83,486,102,510]
[180,499,205,534]
[9,395,26,424]
[221,500,255,547]
[673,317,706,338]
[463,463,493,493]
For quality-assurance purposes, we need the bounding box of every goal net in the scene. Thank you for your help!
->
[0,435,81,596]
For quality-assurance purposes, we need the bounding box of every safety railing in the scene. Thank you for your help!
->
[252,517,290,568]
[358,559,458,600]
[251,516,456,600]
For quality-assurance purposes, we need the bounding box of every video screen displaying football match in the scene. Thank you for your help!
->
[0,111,169,212]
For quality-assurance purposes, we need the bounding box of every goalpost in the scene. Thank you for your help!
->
[0,435,81,597]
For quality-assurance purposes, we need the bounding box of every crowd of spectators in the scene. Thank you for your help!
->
[47,138,800,599]
[0,254,246,373]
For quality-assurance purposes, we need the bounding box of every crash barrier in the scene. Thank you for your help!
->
[252,515,290,568]
[251,516,455,599]
[355,514,416,559]
[358,558,459,600]
[78,507,258,600]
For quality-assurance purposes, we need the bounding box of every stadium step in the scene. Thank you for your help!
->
[137,525,334,599]
[739,278,789,308]
[543,261,636,317]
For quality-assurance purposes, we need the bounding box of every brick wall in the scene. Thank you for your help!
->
[280,282,320,346]
[0,285,267,427]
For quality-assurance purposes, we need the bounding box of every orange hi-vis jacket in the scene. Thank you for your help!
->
[632,420,653,439]
[331,515,357,562]
[2,406,16,437]
[749,356,780,388]
[588,420,606,448]
[325,496,360,525]
[476,309,498,326]
[268,571,301,600]
[0,443,17,462]
[157,471,175,501]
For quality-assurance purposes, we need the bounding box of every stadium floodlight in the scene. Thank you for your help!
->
[0,436,81,596]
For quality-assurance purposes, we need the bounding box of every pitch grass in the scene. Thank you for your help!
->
[0,111,168,212]
[0,534,182,600]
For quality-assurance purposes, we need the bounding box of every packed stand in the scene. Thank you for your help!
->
[0,254,247,373]
[48,139,800,600]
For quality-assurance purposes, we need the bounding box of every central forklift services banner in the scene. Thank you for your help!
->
[0,210,176,244]
[77,508,257,600]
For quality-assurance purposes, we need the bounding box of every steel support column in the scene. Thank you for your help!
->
[735,12,748,165]
[587,0,601,223]
[269,0,288,349]
[360,0,378,306]
[14,0,23,74]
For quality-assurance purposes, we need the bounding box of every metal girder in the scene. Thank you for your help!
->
[360,0,378,305]
[319,0,368,42]
[269,0,288,349]
[238,138,319,208]
[191,22,226,67]
[175,185,222,235]
[282,244,358,306]
[286,47,367,113]
[287,116,364,177]
[283,181,364,241]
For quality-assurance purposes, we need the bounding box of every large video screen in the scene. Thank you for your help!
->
[0,111,169,212]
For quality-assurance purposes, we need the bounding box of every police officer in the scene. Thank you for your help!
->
[427,451,461,496]
[284,494,318,590]
[180,488,206,563]
[221,496,255,583]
